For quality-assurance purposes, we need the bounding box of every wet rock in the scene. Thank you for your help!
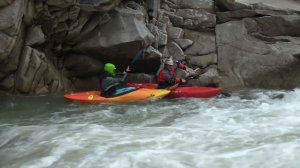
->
[175,68,190,79]
[0,0,13,7]
[15,47,65,94]
[184,31,216,56]
[0,74,14,91]
[158,30,168,46]
[188,66,219,86]
[147,0,160,19]
[255,15,300,36]
[15,47,47,93]
[217,9,297,23]
[125,73,156,83]
[167,42,185,60]
[0,32,16,63]
[176,9,216,30]
[0,24,24,81]
[177,0,214,10]
[0,0,24,35]
[167,27,184,39]
[164,11,184,27]
[74,2,154,59]
[24,0,35,25]
[187,53,217,68]
[272,93,285,99]
[69,13,111,44]
[66,12,95,43]
[162,0,176,9]
[77,0,121,12]
[145,46,162,60]
[216,19,300,90]
[156,21,168,33]
[63,54,103,78]
[219,92,232,98]
[46,0,76,8]
[161,3,170,11]
[71,76,100,92]
[174,39,193,49]
[25,26,46,46]
[215,0,251,11]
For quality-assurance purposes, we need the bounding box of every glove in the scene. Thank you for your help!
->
[177,62,186,70]
[180,79,186,84]
[125,66,131,72]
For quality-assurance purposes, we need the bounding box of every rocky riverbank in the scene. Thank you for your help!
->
[0,0,300,94]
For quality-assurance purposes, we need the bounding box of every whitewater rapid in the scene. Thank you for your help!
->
[1,89,300,168]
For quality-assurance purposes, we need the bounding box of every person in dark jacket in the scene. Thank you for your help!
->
[157,58,186,89]
[100,63,127,97]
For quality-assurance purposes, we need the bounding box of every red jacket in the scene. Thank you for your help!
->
[158,63,186,85]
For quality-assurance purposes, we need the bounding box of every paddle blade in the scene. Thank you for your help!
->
[130,49,143,65]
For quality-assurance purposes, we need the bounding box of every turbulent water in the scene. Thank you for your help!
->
[1,89,300,168]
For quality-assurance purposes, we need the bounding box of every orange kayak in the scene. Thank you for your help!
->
[64,88,170,103]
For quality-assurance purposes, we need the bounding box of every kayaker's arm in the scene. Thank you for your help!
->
[176,61,186,70]
[121,72,127,81]
[121,65,130,81]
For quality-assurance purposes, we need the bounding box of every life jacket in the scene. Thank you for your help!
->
[158,67,177,87]
[100,73,122,97]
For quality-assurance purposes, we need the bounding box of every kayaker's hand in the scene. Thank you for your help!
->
[125,66,131,72]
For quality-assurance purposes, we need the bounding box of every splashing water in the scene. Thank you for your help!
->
[1,89,300,168]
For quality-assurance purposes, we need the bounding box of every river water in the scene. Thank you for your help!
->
[1,89,300,168]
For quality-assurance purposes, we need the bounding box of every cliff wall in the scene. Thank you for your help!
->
[0,0,300,94]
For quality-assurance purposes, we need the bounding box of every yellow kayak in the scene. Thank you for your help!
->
[64,88,170,103]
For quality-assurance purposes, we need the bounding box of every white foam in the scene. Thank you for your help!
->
[2,89,300,168]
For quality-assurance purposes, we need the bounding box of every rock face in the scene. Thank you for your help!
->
[15,46,65,94]
[74,1,154,59]
[0,0,300,94]
[216,0,300,90]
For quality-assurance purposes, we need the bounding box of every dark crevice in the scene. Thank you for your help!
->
[250,33,291,43]
[293,53,300,60]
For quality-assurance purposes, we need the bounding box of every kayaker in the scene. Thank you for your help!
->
[157,57,187,89]
[100,63,128,97]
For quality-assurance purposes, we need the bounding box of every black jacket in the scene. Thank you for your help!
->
[100,73,124,97]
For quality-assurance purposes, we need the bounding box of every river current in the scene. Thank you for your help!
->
[1,89,300,168]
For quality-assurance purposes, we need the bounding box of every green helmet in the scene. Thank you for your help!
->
[104,63,116,76]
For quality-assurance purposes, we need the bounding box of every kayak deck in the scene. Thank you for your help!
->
[127,83,221,98]
[169,86,221,98]
[64,88,170,103]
